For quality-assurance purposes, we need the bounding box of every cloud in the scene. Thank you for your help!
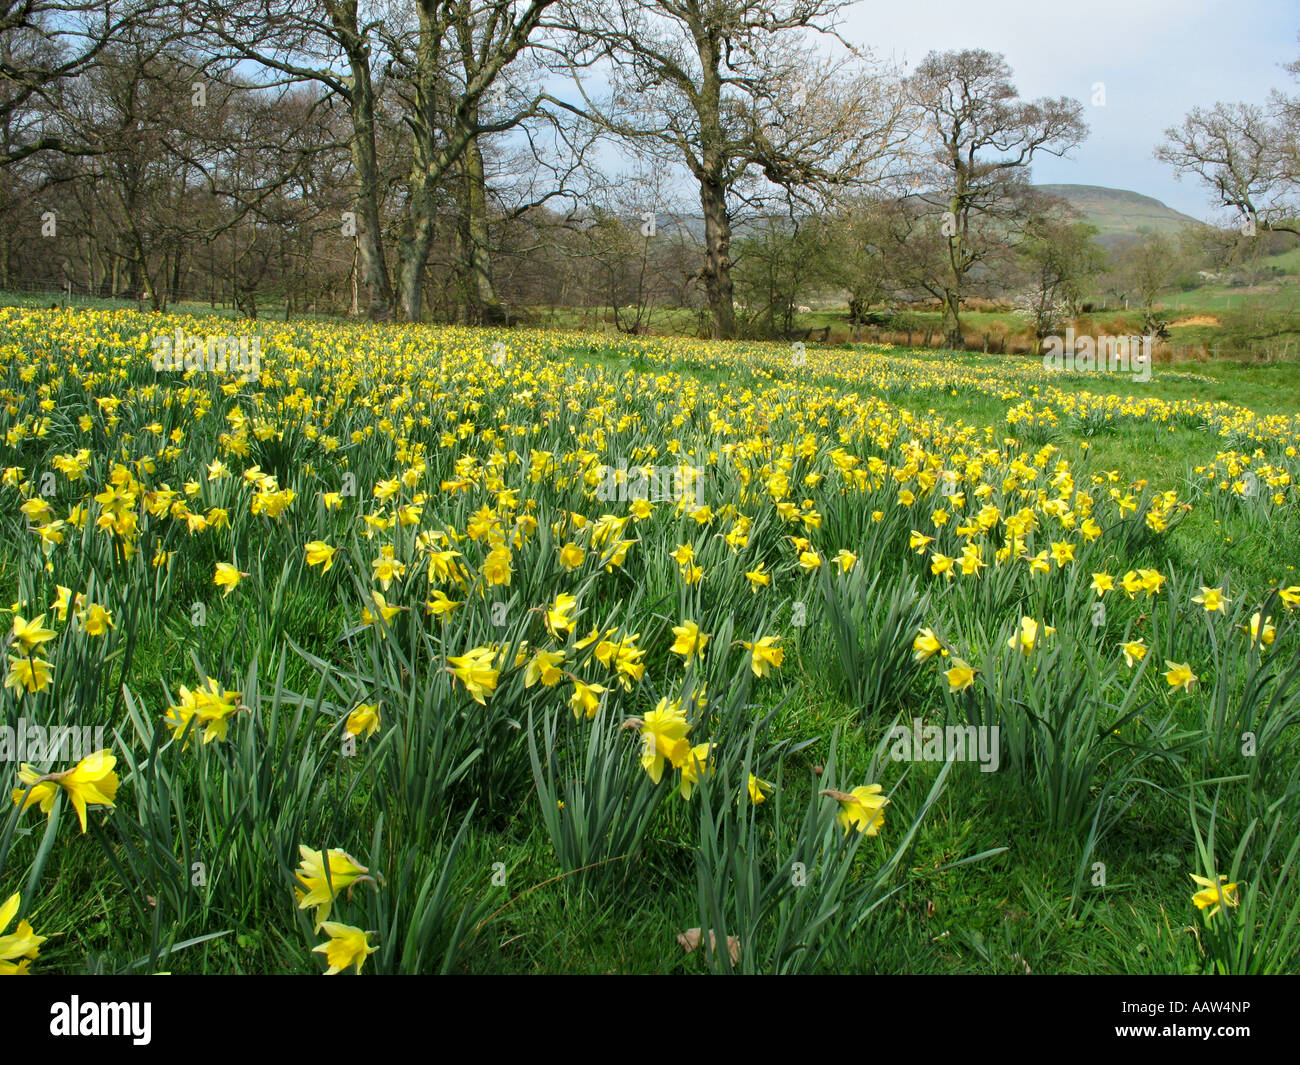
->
[842,0,1299,217]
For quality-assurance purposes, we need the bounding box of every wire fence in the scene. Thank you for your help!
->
[0,277,356,319]
[2,277,230,306]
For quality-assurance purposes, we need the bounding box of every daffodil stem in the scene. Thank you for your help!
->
[22,789,63,915]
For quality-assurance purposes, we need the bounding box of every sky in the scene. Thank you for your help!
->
[838,0,1299,221]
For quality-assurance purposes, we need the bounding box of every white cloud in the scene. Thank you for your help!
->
[841,0,1299,216]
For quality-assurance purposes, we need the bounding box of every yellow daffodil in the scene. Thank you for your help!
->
[945,658,975,692]
[214,562,249,596]
[10,615,55,654]
[913,627,943,662]
[568,677,607,719]
[361,590,404,629]
[1008,616,1054,655]
[164,678,245,745]
[305,541,337,572]
[677,742,716,800]
[742,635,783,677]
[12,750,118,834]
[0,891,46,975]
[525,649,566,688]
[821,785,888,837]
[1190,873,1239,919]
[1049,541,1075,567]
[1119,639,1147,667]
[294,846,371,930]
[544,592,578,637]
[5,653,53,695]
[1138,569,1166,595]
[1243,612,1276,646]
[313,922,378,975]
[50,586,72,621]
[1192,586,1230,613]
[78,603,113,636]
[425,590,460,618]
[745,774,775,805]
[345,703,381,739]
[1164,661,1197,692]
[446,647,501,704]
[670,620,709,665]
[628,699,691,784]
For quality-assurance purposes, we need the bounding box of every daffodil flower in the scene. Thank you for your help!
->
[313,922,378,975]
[294,846,372,930]
[1190,873,1239,919]
[669,620,709,665]
[12,750,118,834]
[0,891,46,975]
[821,785,888,837]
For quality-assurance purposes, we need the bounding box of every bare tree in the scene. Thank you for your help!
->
[1114,231,1182,334]
[1015,208,1107,339]
[732,209,824,338]
[373,0,562,321]
[557,0,909,340]
[168,0,402,318]
[907,48,1087,347]
[442,29,596,325]
[177,0,562,322]
[0,0,144,166]
[819,193,898,341]
[1156,94,1299,237]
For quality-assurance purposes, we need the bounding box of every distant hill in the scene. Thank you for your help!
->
[1035,184,1202,249]
[640,184,1203,251]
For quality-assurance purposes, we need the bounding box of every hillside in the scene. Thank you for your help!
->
[651,185,1203,250]
[1036,183,1202,248]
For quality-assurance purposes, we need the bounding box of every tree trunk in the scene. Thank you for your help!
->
[462,137,503,325]
[942,290,963,349]
[943,188,967,349]
[397,167,437,323]
[349,109,395,321]
[328,0,396,321]
[395,0,445,324]
[170,247,184,308]
[699,177,735,340]
[350,238,360,316]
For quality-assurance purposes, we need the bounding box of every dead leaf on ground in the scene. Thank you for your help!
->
[677,927,741,965]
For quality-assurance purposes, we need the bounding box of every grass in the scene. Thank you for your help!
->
[1162,285,1300,314]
